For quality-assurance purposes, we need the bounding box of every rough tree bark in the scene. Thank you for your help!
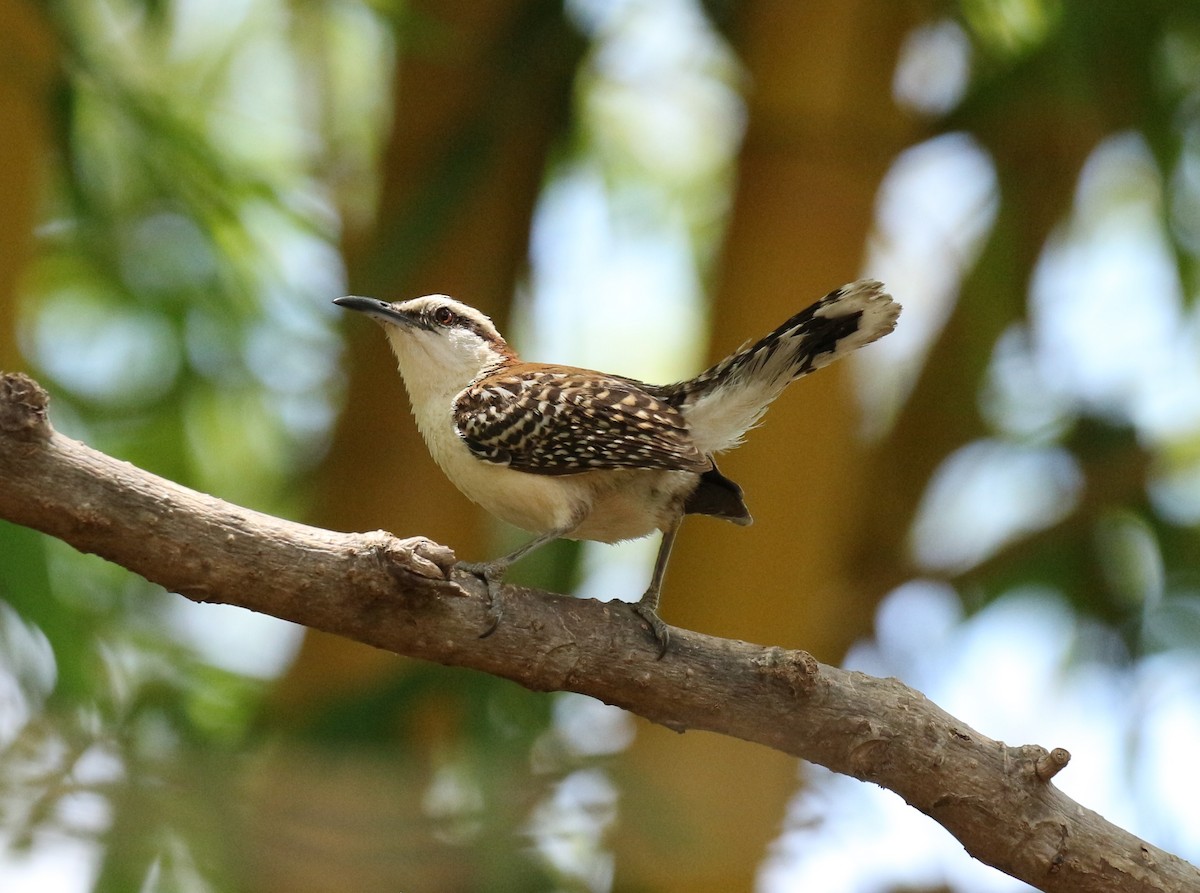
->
[2,371,1197,893]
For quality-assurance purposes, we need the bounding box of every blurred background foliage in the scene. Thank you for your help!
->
[4,0,1200,891]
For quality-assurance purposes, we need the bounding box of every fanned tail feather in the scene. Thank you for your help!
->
[661,279,900,456]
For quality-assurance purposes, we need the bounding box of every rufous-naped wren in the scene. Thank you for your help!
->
[335,281,900,656]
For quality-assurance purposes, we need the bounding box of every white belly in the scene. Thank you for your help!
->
[569,468,698,542]
[414,402,696,542]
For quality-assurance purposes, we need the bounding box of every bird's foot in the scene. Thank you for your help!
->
[631,600,671,660]
[457,560,508,638]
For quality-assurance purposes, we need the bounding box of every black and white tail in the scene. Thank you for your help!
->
[663,279,900,456]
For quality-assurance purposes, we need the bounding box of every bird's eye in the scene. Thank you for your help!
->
[433,306,456,326]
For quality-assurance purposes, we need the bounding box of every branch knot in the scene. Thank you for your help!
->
[752,646,819,696]
[0,373,52,441]
[1034,746,1071,782]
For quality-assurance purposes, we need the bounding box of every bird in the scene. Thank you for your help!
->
[334,280,900,657]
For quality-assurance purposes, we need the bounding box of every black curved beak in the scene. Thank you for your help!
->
[333,296,418,327]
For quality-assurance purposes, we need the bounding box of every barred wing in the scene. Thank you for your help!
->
[454,367,709,476]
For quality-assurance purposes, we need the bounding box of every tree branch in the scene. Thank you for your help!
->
[1,372,1196,893]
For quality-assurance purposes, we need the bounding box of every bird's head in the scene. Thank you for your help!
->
[334,294,513,399]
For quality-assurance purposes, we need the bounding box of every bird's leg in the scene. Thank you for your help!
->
[458,524,574,638]
[632,517,682,659]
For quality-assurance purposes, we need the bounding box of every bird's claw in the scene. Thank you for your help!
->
[631,602,671,659]
[457,561,506,638]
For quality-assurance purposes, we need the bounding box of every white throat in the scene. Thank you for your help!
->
[383,323,507,408]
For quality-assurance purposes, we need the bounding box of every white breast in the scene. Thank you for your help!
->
[412,396,587,534]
